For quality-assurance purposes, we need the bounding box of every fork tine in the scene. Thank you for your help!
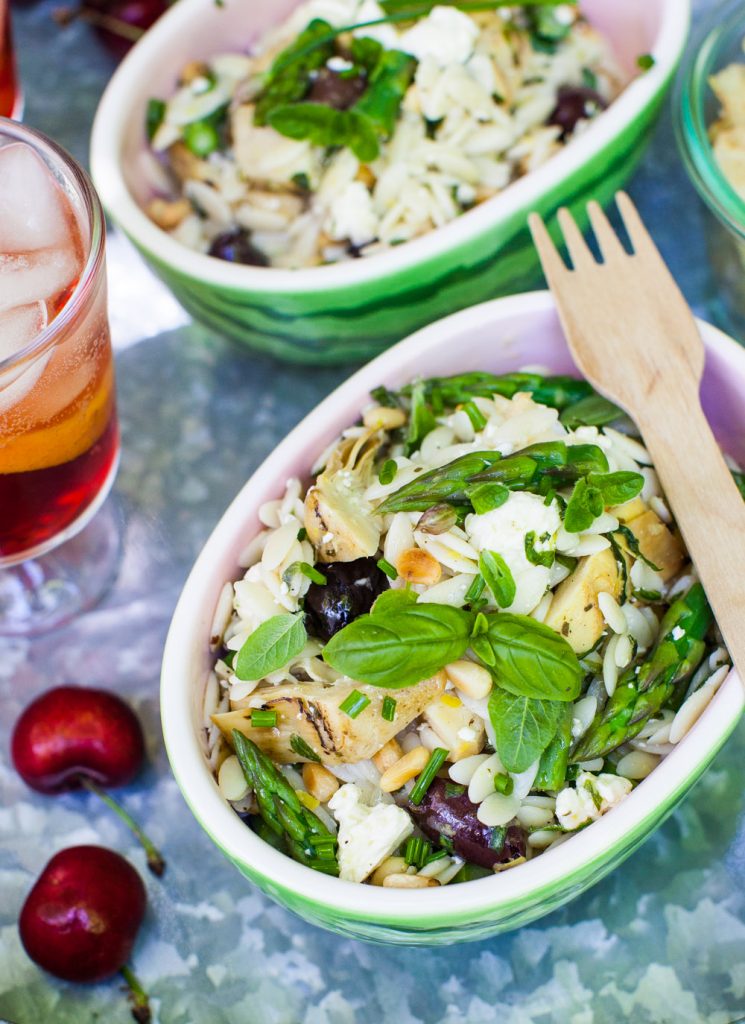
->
[615,191,657,255]
[586,200,625,262]
[557,206,595,269]
[527,212,569,286]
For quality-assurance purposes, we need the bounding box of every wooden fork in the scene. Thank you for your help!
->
[529,193,745,680]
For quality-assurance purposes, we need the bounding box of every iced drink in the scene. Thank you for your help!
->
[0,127,118,564]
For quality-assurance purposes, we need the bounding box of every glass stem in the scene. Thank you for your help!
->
[120,964,151,1024]
[79,776,166,877]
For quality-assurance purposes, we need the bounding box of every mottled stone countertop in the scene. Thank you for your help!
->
[2,1,744,1022]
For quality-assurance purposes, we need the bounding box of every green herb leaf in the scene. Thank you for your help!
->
[379,459,398,485]
[463,400,487,432]
[559,393,622,429]
[564,477,604,533]
[464,574,486,605]
[488,689,562,772]
[405,379,437,455]
[268,103,381,162]
[377,557,398,580]
[146,98,166,141]
[290,733,322,763]
[235,614,307,681]
[372,588,417,615]
[468,482,510,515]
[479,550,516,609]
[636,53,655,71]
[323,603,474,688]
[524,530,555,568]
[614,524,661,572]
[586,471,644,507]
[484,614,582,701]
[255,18,335,125]
[283,561,327,585]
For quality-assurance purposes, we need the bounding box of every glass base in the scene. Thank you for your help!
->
[0,496,121,636]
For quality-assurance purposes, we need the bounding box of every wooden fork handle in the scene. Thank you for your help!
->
[634,380,745,669]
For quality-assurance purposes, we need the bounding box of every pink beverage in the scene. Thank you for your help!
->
[0,121,118,565]
[0,1,19,119]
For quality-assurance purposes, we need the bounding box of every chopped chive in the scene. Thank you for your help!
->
[297,527,307,541]
[636,53,655,71]
[424,848,448,866]
[290,734,321,763]
[382,696,397,722]
[145,98,166,141]
[338,689,371,719]
[404,836,430,868]
[377,557,398,580]
[463,400,487,432]
[493,773,514,795]
[465,574,486,604]
[438,834,454,854]
[284,561,326,585]
[183,119,220,157]
[444,782,466,799]
[409,747,449,806]
[581,67,598,90]
[378,459,398,486]
[250,709,277,728]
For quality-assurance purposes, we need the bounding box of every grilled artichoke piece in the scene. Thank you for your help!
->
[543,548,621,654]
[626,509,684,581]
[212,672,446,766]
[304,429,383,562]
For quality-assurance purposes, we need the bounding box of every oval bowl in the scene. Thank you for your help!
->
[161,290,745,944]
[92,0,688,364]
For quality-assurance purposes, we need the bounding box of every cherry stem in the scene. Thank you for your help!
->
[79,777,166,877]
[54,5,146,41]
[120,964,152,1024]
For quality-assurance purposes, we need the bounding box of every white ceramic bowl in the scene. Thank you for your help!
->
[161,290,744,944]
[92,0,689,363]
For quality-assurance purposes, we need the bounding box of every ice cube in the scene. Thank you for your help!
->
[0,246,81,315]
[0,143,75,253]
[0,302,51,413]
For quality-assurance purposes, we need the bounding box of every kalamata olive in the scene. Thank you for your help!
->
[307,68,368,110]
[547,85,606,139]
[305,558,389,641]
[408,777,526,870]
[208,229,269,266]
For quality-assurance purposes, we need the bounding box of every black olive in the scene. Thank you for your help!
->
[307,68,368,110]
[304,558,389,641]
[208,229,269,266]
[409,778,526,869]
[547,85,607,139]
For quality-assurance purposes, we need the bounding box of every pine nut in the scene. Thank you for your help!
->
[396,547,442,586]
[372,738,403,774]
[179,59,211,84]
[444,659,493,700]
[362,405,406,430]
[302,763,339,804]
[146,197,193,230]
[379,746,430,792]
[370,856,407,886]
[382,872,440,888]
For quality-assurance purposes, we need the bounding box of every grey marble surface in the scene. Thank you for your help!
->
[2,2,745,1022]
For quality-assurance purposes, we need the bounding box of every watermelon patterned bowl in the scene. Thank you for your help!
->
[91,0,688,364]
[160,291,745,944]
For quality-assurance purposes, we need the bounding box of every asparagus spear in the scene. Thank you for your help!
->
[376,441,609,514]
[572,584,712,761]
[232,730,339,875]
[399,372,596,411]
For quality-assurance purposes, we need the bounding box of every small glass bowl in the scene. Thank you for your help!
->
[674,0,745,339]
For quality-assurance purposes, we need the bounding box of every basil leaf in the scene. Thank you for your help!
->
[559,394,623,429]
[524,530,554,568]
[371,588,417,615]
[564,478,604,533]
[479,550,516,609]
[489,689,562,773]
[614,524,661,572]
[405,380,437,455]
[268,104,380,162]
[470,633,495,666]
[484,614,582,701]
[255,19,335,124]
[235,614,307,681]
[587,471,644,507]
[323,603,474,688]
[468,482,509,514]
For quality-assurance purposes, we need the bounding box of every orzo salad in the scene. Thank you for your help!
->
[203,369,734,886]
[144,0,624,268]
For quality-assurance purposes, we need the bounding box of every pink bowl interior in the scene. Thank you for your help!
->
[123,0,667,206]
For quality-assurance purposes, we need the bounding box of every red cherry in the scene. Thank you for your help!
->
[12,686,165,876]
[19,846,146,983]
[12,685,144,793]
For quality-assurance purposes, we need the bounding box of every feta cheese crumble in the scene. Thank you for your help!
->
[329,783,414,883]
[555,772,633,830]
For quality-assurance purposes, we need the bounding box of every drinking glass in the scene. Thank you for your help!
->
[0,119,120,634]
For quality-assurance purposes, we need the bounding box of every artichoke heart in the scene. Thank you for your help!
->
[212,673,446,766]
[304,429,383,562]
